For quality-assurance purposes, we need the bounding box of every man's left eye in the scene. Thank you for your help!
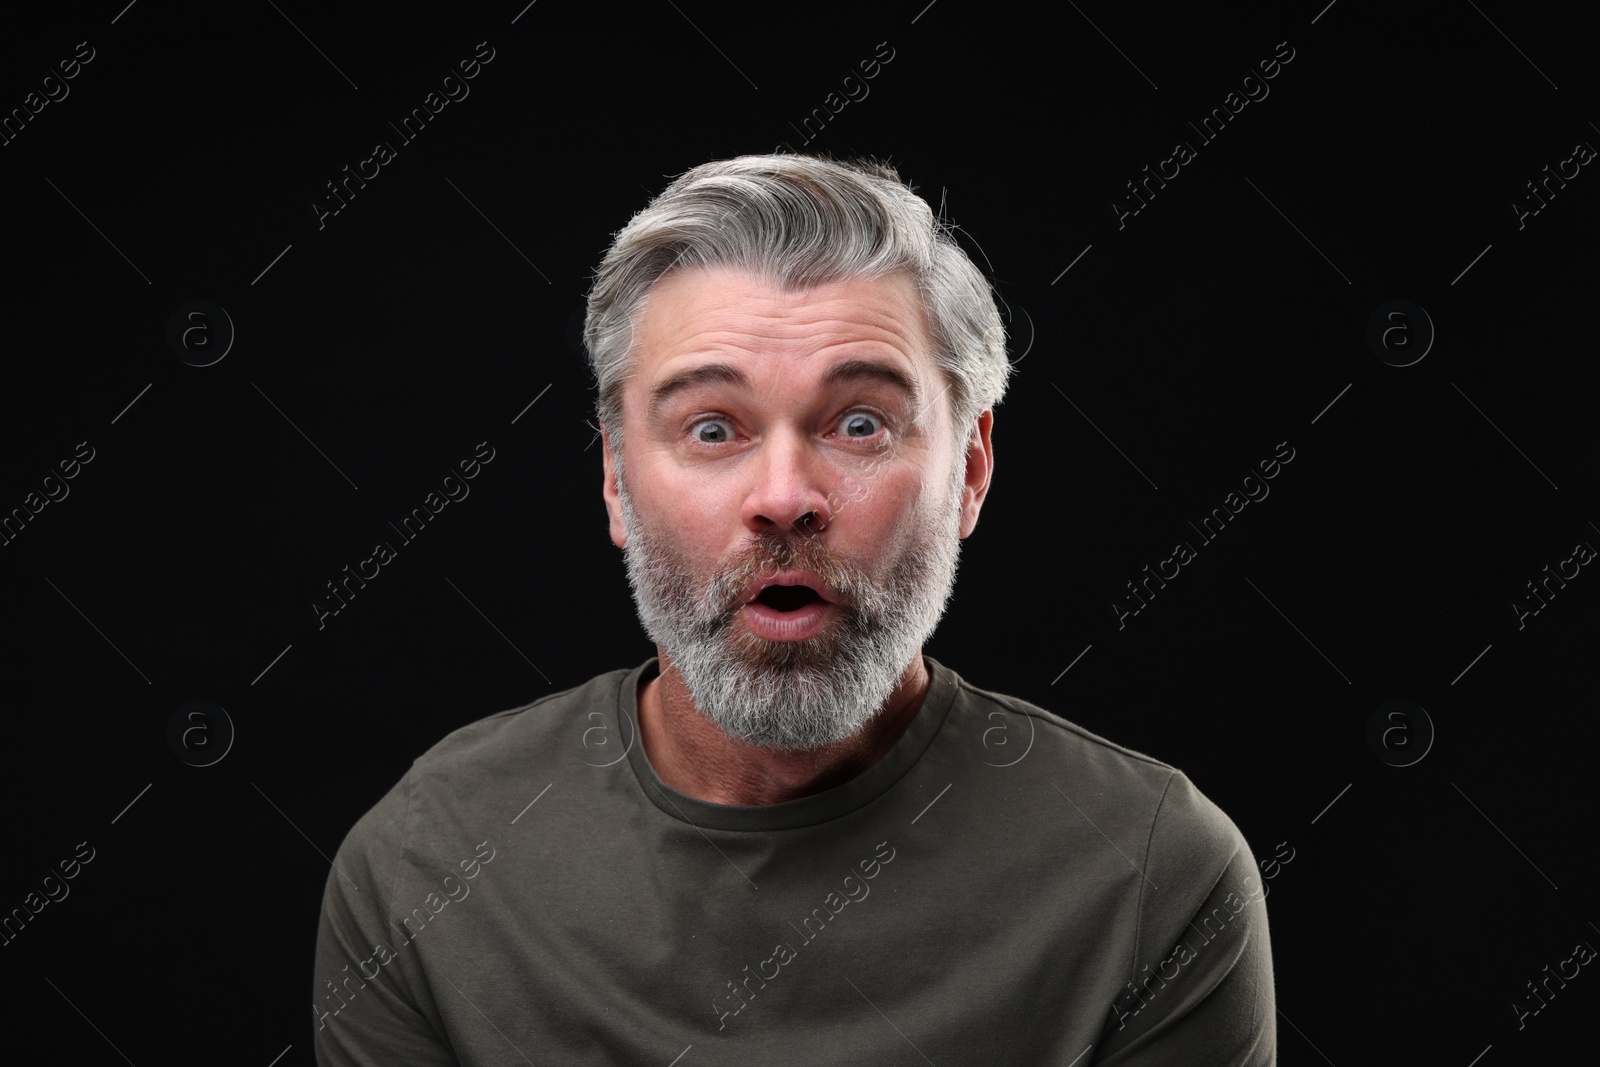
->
[839,412,883,438]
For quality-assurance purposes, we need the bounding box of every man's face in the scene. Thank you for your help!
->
[601,265,991,751]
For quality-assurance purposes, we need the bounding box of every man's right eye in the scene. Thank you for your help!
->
[690,418,733,444]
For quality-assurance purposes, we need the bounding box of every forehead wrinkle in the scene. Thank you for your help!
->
[649,312,923,362]
[632,268,937,426]
[643,265,927,349]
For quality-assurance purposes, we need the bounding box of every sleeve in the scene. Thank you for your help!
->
[311,769,460,1067]
[1089,772,1278,1066]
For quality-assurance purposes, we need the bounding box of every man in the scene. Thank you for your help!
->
[312,153,1277,1065]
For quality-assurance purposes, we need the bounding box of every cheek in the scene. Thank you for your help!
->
[851,476,930,554]
[635,493,731,578]
[661,486,741,549]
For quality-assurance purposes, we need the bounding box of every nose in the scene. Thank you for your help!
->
[740,425,834,537]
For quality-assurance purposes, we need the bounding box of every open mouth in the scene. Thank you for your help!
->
[755,584,824,612]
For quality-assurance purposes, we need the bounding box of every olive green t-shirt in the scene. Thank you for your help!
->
[312,655,1276,1065]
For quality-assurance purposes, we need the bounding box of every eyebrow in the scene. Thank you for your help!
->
[645,358,923,422]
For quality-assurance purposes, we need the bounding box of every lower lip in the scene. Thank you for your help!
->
[740,600,835,641]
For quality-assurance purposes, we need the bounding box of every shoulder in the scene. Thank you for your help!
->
[409,667,631,780]
[334,666,635,862]
[933,656,1250,891]
[935,657,1183,803]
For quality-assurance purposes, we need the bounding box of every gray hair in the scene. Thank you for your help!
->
[582,152,1012,467]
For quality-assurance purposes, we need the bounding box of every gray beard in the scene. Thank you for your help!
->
[617,457,966,751]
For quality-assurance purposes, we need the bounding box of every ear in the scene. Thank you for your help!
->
[600,425,627,548]
[958,409,994,539]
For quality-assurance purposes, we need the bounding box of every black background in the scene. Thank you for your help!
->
[2,1,1596,1063]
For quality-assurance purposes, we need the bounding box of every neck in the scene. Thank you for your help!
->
[636,652,931,806]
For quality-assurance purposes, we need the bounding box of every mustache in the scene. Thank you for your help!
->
[707,530,862,617]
